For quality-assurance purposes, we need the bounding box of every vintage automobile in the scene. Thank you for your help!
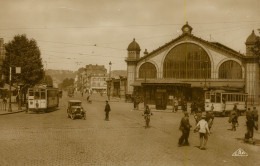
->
[67,100,86,120]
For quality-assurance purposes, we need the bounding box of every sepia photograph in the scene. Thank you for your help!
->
[0,0,259,165]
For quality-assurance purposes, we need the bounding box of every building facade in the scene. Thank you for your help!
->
[125,23,260,109]
[76,64,108,93]
[107,76,127,98]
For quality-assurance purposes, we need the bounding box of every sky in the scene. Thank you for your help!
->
[0,0,260,71]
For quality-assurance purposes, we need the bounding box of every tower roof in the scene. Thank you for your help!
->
[181,22,193,34]
[246,30,258,44]
[127,38,141,51]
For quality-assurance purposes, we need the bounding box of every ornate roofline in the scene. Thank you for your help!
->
[138,33,246,62]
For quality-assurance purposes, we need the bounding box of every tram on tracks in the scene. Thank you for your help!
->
[204,90,247,116]
[27,85,59,112]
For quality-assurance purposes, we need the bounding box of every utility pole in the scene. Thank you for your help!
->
[8,66,12,112]
[108,61,112,101]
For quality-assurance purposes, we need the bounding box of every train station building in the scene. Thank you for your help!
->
[125,22,260,109]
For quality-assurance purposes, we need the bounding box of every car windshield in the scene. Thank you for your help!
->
[70,102,81,106]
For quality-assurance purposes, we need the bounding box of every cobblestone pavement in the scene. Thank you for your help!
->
[0,93,259,166]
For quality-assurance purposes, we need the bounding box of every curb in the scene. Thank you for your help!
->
[0,110,25,115]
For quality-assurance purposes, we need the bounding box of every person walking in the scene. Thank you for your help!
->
[174,97,178,113]
[206,110,214,130]
[229,105,239,131]
[178,112,192,146]
[194,109,202,124]
[195,114,210,150]
[104,100,111,121]
[245,107,258,144]
[252,106,259,130]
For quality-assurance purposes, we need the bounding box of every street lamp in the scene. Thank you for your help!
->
[108,61,112,101]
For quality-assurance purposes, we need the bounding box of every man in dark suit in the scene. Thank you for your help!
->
[104,100,111,121]
[178,112,192,146]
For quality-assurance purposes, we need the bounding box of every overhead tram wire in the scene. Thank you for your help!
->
[0,20,260,30]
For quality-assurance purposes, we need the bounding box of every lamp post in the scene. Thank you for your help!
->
[108,61,112,101]
[8,66,12,112]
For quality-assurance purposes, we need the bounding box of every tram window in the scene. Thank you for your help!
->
[210,94,215,103]
[29,90,34,96]
[227,94,230,101]
[35,92,40,99]
[222,94,227,103]
[216,93,221,103]
[232,94,236,101]
[238,95,241,101]
[41,91,46,99]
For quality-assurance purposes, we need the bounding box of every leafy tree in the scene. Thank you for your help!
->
[42,75,53,87]
[2,34,44,103]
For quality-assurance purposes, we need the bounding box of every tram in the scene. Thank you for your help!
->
[27,85,59,112]
[204,90,247,116]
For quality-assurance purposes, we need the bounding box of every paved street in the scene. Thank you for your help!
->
[0,93,259,166]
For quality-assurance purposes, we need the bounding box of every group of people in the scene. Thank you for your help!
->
[178,108,214,150]
[172,97,188,113]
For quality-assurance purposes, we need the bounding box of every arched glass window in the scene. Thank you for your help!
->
[163,43,211,79]
[139,62,157,78]
[219,60,242,79]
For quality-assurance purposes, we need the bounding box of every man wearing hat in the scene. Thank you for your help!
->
[104,100,111,121]
[178,112,192,146]
[195,114,210,150]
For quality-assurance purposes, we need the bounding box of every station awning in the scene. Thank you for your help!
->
[131,79,191,87]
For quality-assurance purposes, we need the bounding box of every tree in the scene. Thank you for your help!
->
[2,34,44,103]
[42,75,53,87]
[2,34,44,88]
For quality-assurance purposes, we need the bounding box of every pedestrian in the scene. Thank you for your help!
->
[205,110,214,130]
[194,114,210,150]
[133,96,137,109]
[194,109,202,124]
[174,97,178,113]
[3,96,7,111]
[104,100,111,121]
[252,106,258,129]
[229,105,239,131]
[245,107,258,143]
[178,112,192,146]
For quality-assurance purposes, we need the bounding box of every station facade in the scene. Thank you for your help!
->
[125,23,260,109]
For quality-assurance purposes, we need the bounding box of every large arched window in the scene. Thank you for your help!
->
[163,43,211,79]
[219,60,242,79]
[139,62,157,78]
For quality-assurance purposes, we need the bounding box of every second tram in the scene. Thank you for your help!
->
[205,90,247,116]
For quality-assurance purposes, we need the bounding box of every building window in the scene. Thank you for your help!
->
[218,60,242,79]
[163,43,211,79]
[139,62,157,78]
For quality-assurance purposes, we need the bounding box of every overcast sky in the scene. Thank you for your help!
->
[0,0,259,71]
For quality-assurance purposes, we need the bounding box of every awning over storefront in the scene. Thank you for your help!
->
[131,79,191,87]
